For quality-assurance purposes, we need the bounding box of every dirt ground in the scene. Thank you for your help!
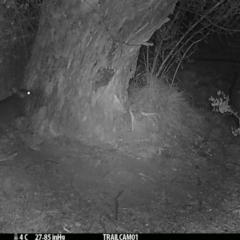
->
[1,60,240,233]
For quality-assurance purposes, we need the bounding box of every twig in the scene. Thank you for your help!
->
[171,39,201,87]
[114,190,124,220]
[0,152,18,162]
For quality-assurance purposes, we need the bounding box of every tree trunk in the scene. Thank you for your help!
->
[25,0,176,147]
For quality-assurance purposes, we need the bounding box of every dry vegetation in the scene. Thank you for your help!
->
[125,0,240,157]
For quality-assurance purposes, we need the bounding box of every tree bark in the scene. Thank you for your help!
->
[25,0,176,146]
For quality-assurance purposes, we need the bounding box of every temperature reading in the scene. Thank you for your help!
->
[18,234,28,240]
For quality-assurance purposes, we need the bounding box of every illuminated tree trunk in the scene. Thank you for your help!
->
[25,0,176,146]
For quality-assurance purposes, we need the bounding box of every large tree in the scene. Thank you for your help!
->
[25,0,176,148]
